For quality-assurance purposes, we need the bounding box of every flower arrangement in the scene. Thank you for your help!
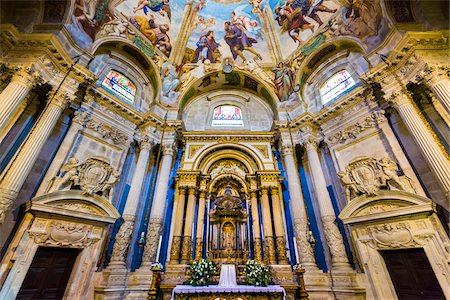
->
[244,260,270,286]
[188,258,216,286]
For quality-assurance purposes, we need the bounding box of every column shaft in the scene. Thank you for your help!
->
[169,187,186,262]
[305,141,350,270]
[0,70,37,133]
[426,73,450,115]
[109,141,152,266]
[250,191,262,262]
[0,93,70,223]
[194,191,206,260]
[270,188,288,264]
[181,188,196,263]
[141,145,175,266]
[260,188,276,264]
[282,146,317,270]
[392,92,450,197]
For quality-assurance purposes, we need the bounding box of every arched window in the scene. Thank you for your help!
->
[211,105,244,127]
[320,70,356,105]
[102,70,136,103]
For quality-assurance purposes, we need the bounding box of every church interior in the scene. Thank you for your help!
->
[0,0,449,299]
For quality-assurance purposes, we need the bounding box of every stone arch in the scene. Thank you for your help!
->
[178,70,279,116]
[194,144,264,173]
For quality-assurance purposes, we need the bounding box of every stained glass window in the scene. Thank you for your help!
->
[211,105,244,127]
[320,70,356,105]
[102,70,136,103]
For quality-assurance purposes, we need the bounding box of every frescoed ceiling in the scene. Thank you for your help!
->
[65,0,391,107]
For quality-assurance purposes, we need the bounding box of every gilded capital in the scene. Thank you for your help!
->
[140,137,154,150]
[11,66,42,88]
[387,90,411,109]
[162,143,176,156]
[50,90,72,110]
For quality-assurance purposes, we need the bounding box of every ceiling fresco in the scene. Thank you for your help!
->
[65,0,390,107]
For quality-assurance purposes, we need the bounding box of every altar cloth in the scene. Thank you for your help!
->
[171,285,286,299]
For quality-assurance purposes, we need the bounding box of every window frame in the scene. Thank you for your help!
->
[101,70,137,103]
[320,70,357,105]
[211,104,245,127]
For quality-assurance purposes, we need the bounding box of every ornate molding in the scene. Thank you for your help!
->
[73,110,131,146]
[338,156,416,200]
[325,110,387,146]
[293,218,316,265]
[110,217,135,263]
[47,157,119,200]
[28,220,99,247]
[143,218,163,263]
[321,215,349,264]
[364,222,426,249]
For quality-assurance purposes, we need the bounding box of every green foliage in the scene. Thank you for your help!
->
[188,259,216,286]
[244,260,270,287]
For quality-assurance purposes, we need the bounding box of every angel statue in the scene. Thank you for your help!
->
[160,61,182,106]
[47,157,82,192]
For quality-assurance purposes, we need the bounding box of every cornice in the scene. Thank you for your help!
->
[363,31,449,82]
[182,131,275,143]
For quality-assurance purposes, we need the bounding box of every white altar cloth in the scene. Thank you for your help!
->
[171,284,286,299]
[171,264,286,299]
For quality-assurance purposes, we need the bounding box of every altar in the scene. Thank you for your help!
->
[171,265,286,300]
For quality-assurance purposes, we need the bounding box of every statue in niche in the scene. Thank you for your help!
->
[338,156,416,200]
[222,222,235,250]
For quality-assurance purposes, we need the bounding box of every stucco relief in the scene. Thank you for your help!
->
[28,220,99,247]
[338,156,415,200]
[47,156,119,200]
[363,222,432,250]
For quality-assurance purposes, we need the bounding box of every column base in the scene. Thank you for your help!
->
[180,236,192,263]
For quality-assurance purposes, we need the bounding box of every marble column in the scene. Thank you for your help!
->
[421,66,450,117]
[260,187,276,264]
[0,67,40,133]
[169,186,186,263]
[281,145,318,270]
[389,91,450,197]
[250,191,263,262]
[109,139,152,267]
[270,187,288,264]
[181,187,196,263]
[303,138,351,271]
[194,191,206,260]
[141,143,176,266]
[0,90,71,223]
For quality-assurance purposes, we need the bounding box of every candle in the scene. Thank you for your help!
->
[293,237,300,264]
[155,235,162,262]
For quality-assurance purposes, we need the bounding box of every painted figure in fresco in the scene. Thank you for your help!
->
[74,0,98,27]
[133,14,158,44]
[338,0,382,40]
[289,0,337,26]
[274,5,314,43]
[272,62,294,102]
[231,11,263,40]
[156,24,172,56]
[133,0,172,20]
[161,61,181,106]
[194,31,220,63]
[186,0,207,11]
[224,21,262,62]
[248,0,263,14]
[130,14,172,55]
[194,15,216,31]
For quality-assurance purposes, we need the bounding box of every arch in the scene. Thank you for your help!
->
[30,190,120,223]
[194,144,264,173]
[339,190,434,225]
[295,38,368,87]
[177,70,280,116]
[208,174,249,194]
[91,39,161,100]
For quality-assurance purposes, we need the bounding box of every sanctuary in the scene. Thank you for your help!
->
[0,0,449,299]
